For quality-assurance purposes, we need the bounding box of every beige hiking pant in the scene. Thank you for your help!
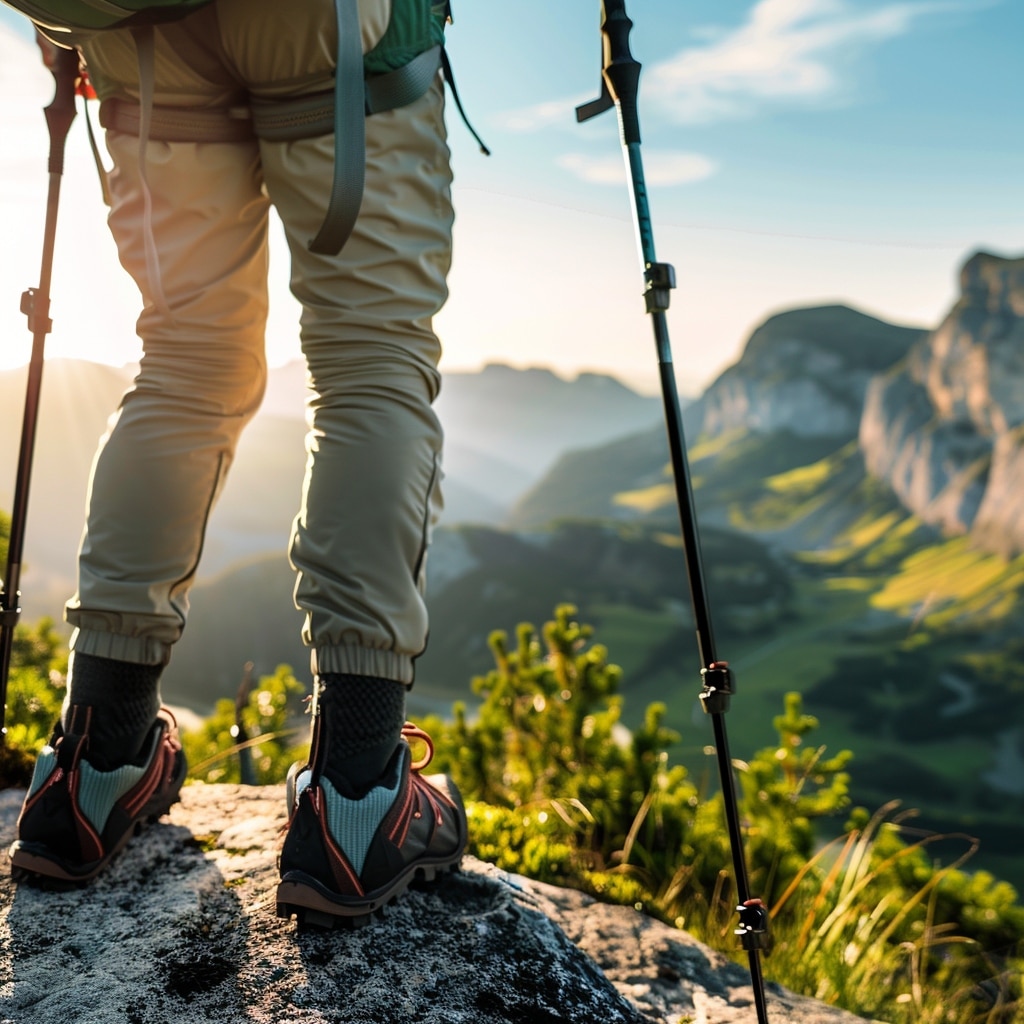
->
[64,0,453,685]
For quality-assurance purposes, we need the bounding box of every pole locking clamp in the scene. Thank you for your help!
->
[643,261,675,313]
[21,289,52,336]
[735,899,772,951]
[699,661,734,715]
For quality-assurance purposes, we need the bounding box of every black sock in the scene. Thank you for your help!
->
[316,673,407,796]
[63,651,163,771]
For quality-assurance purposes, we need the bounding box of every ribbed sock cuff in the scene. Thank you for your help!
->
[317,673,407,795]
[63,651,162,770]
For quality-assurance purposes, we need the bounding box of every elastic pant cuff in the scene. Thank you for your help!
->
[310,645,413,686]
[70,628,171,667]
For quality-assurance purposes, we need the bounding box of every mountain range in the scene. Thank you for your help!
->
[0,357,663,618]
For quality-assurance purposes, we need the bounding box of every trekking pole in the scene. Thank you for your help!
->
[576,4,772,1020]
[0,42,79,744]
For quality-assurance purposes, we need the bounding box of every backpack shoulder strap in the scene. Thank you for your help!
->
[306,0,364,255]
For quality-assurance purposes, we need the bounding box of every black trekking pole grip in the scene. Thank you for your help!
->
[0,42,78,744]
[599,0,641,145]
[45,45,79,174]
[575,1,640,141]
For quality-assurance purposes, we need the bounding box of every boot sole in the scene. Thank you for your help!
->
[276,855,462,930]
[10,809,165,886]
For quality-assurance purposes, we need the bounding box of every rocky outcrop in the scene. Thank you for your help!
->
[687,305,925,442]
[860,251,1024,551]
[0,784,876,1024]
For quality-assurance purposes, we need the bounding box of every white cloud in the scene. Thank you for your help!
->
[557,151,717,187]
[501,0,967,132]
[646,0,960,122]
[495,94,591,133]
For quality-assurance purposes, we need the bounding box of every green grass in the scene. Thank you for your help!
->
[767,452,840,493]
[613,482,675,514]
[871,536,1024,626]
[585,602,683,676]
[579,552,1024,894]
[688,427,749,462]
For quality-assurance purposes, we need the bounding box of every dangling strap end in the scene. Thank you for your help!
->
[440,48,490,156]
[83,96,112,207]
[130,26,172,319]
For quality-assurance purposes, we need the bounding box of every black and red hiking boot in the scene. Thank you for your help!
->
[9,706,187,885]
[276,722,467,928]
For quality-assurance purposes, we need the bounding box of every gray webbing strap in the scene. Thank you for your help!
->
[99,98,254,143]
[308,0,364,255]
[364,45,442,115]
[249,47,443,140]
[132,25,172,317]
[84,90,112,206]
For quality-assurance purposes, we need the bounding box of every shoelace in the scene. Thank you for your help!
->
[401,722,436,772]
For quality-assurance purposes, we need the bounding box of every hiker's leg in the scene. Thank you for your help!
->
[225,1,454,687]
[66,31,270,669]
[262,82,452,685]
[10,25,259,885]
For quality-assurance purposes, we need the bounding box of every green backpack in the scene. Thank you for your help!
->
[2,0,211,34]
[3,0,448,73]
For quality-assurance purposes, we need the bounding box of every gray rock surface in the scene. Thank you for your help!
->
[860,251,1024,551]
[0,784,877,1024]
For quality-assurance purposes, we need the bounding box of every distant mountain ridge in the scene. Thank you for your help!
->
[0,359,662,620]
[518,254,1024,562]
[512,302,926,533]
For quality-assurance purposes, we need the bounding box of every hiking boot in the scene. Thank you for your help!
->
[9,706,187,885]
[276,722,467,928]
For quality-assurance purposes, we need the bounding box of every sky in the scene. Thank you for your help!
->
[0,1,1021,396]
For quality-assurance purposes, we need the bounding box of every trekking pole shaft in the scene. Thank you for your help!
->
[0,43,77,742]
[711,709,771,1021]
[578,4,771,1021]
[644,164,773,1024]
[646,164,769,1024]
[621,130,718,661]
[654,321,716,665]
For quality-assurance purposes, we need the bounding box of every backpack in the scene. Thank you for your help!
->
[2,0,211,34]
[2,0,474,261]
[3,0,446,61]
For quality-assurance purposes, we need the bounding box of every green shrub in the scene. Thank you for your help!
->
[420,605,704,910]
[182,664,308,785]
[420,604,1023,1024]
[0,619,68,785]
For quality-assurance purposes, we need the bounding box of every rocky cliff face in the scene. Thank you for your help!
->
[860,251,1024,552]
[0,785,872,1024]
[687,305,925,442]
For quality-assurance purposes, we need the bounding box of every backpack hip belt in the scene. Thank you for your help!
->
[96,44,444,145]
